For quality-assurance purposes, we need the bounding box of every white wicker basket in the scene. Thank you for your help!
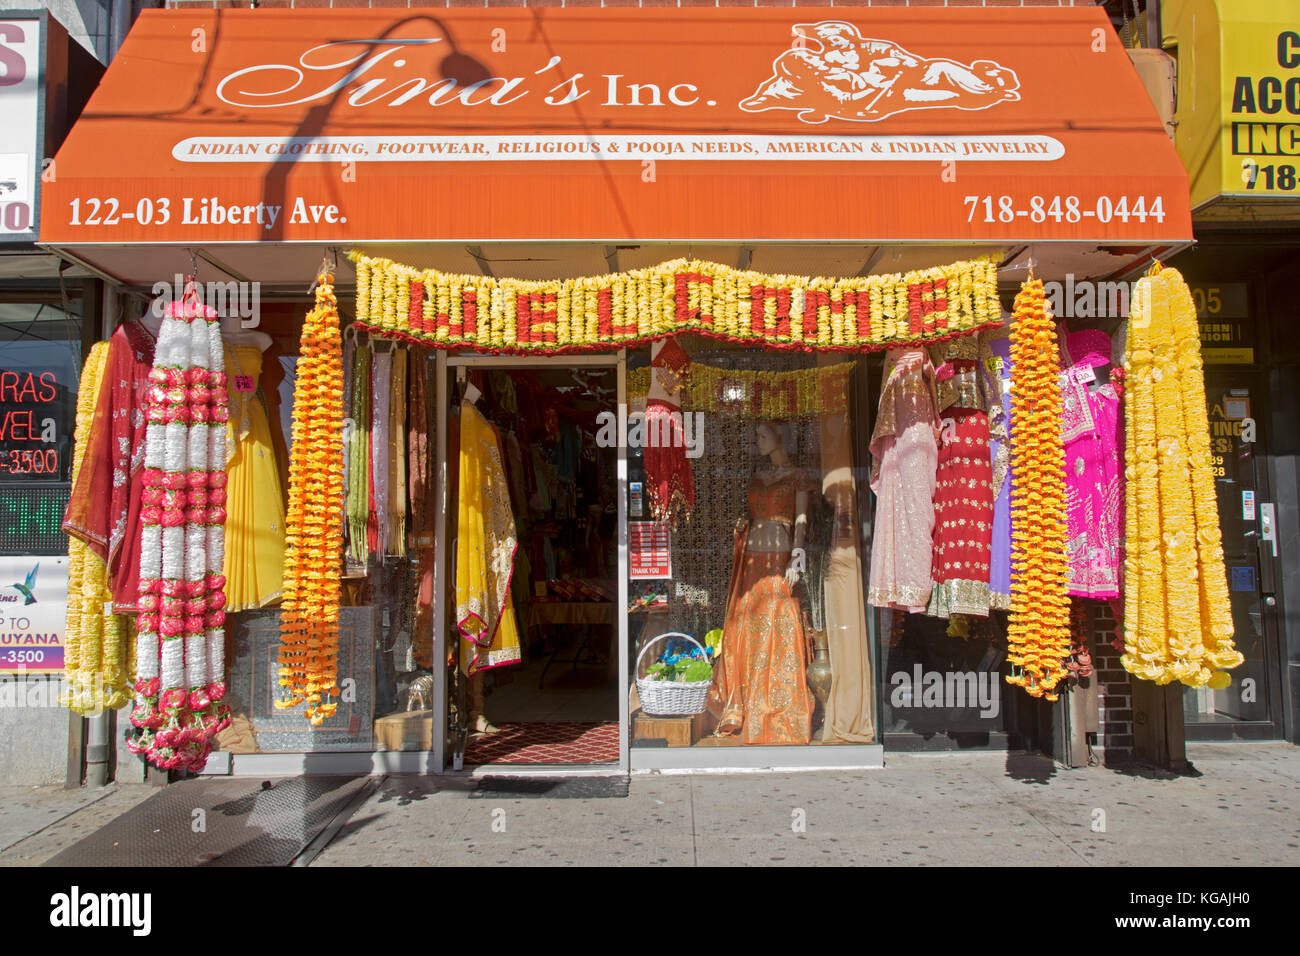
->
[636,632,712,716]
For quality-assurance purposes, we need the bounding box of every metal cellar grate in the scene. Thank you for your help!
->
[42,775,373,867]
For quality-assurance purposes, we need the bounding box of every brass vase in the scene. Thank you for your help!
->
[806,629,832,705]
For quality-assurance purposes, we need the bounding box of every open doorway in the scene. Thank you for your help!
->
[449,365,620,766]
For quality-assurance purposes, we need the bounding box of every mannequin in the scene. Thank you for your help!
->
[220,312,272,352]
[752,422,808,585]
[644,337,694,524]
[709,421,816,745]
[136,308,163,338]
[462,381,494,735]
[455,378,522,735]
[218,309,286,611]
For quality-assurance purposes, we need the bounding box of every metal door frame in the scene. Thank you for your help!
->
[433,351,630,775]
[1184,364,1286,740]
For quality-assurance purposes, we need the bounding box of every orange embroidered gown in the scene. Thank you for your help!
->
[711,469,816,745]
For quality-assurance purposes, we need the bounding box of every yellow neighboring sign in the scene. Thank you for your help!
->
[1165,0,1300,213]
[1202,348,1255,365]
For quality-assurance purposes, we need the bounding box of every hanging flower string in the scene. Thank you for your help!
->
[1005,278,1072,700]
[627,359,856,418]
[1122,264,1243,688]
[350,253,1000,354]
[276,271,346,724]
[62,343,133,715]
[129,294,231,771]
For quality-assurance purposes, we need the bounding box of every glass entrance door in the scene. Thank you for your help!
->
[1183,371,1286,737]
[444,358,628,769]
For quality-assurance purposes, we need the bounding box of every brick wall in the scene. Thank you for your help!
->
[166,1,1088,9]
[1090,599,1134,764]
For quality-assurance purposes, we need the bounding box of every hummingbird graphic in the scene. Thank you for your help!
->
[12,564,37,605]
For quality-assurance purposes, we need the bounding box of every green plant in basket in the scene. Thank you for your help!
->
[679,658,713,682]
[646,653,713,683]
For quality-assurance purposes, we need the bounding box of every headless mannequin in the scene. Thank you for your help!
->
[646,339,680,405]
[749,423,808,588]
[220,313,272,352]
[136,309,163,338]
[461,381,498,736]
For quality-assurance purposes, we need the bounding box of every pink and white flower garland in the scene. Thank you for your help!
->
[128,296,231,771]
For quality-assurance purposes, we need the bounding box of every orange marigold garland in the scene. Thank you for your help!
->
[1005,278,1072,700]
[276,272,345,724]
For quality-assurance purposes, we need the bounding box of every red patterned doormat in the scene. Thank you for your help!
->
[464,722,618,765]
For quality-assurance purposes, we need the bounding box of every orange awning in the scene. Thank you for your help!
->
[41,7,1191,250]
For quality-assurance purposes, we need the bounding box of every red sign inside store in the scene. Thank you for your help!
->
[0,370,63,479]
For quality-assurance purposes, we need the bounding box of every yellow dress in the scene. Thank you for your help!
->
[455,401,522,675]
[223,344,287,611]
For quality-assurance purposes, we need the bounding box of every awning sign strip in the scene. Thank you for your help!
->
[42,8,1192,245]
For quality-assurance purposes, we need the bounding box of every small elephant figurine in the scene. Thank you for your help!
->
[406,674,435,712]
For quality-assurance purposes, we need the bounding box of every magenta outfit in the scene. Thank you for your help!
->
[868,348,941,612]
[982,331,1013,610]
[1060,328,1121,599]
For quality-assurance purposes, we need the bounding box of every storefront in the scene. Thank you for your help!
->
[1162,0,1300,744]
[0,10,104,785]
[40,6,1221,777]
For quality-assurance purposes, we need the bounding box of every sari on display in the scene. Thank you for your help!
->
[710,469,817,746]
[62,320,156,613]
[455,401,522,675]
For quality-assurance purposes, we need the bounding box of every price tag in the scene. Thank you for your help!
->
[233,375,255,392]
[1074,364,1096,385]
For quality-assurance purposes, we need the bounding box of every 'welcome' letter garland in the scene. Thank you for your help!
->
[276,271,346,724]
[1005,278,1072,701]
[349,253,1001,354]
[129,295,231,772]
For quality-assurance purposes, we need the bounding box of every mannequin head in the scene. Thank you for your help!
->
[756,422,795,464]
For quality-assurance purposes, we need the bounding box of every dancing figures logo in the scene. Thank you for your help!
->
[741,22,1021,124]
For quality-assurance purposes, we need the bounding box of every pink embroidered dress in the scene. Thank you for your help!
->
[868,348,941,612]
[1060,327,1121,599]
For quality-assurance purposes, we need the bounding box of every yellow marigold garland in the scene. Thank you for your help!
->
[1122,264,1243,688]
[348,253,1000,354]
[627,359,856,419]
[276,272,346,724]
[62,342,132,715]
[1006,278,1072,700]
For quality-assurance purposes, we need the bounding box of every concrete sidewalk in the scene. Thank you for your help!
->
[310,742,1300,866]
[0,783,156,866]
[4,742,1296,866]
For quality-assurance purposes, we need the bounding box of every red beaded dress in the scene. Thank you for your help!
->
[927,336,995,617]
[644,337,694,525]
